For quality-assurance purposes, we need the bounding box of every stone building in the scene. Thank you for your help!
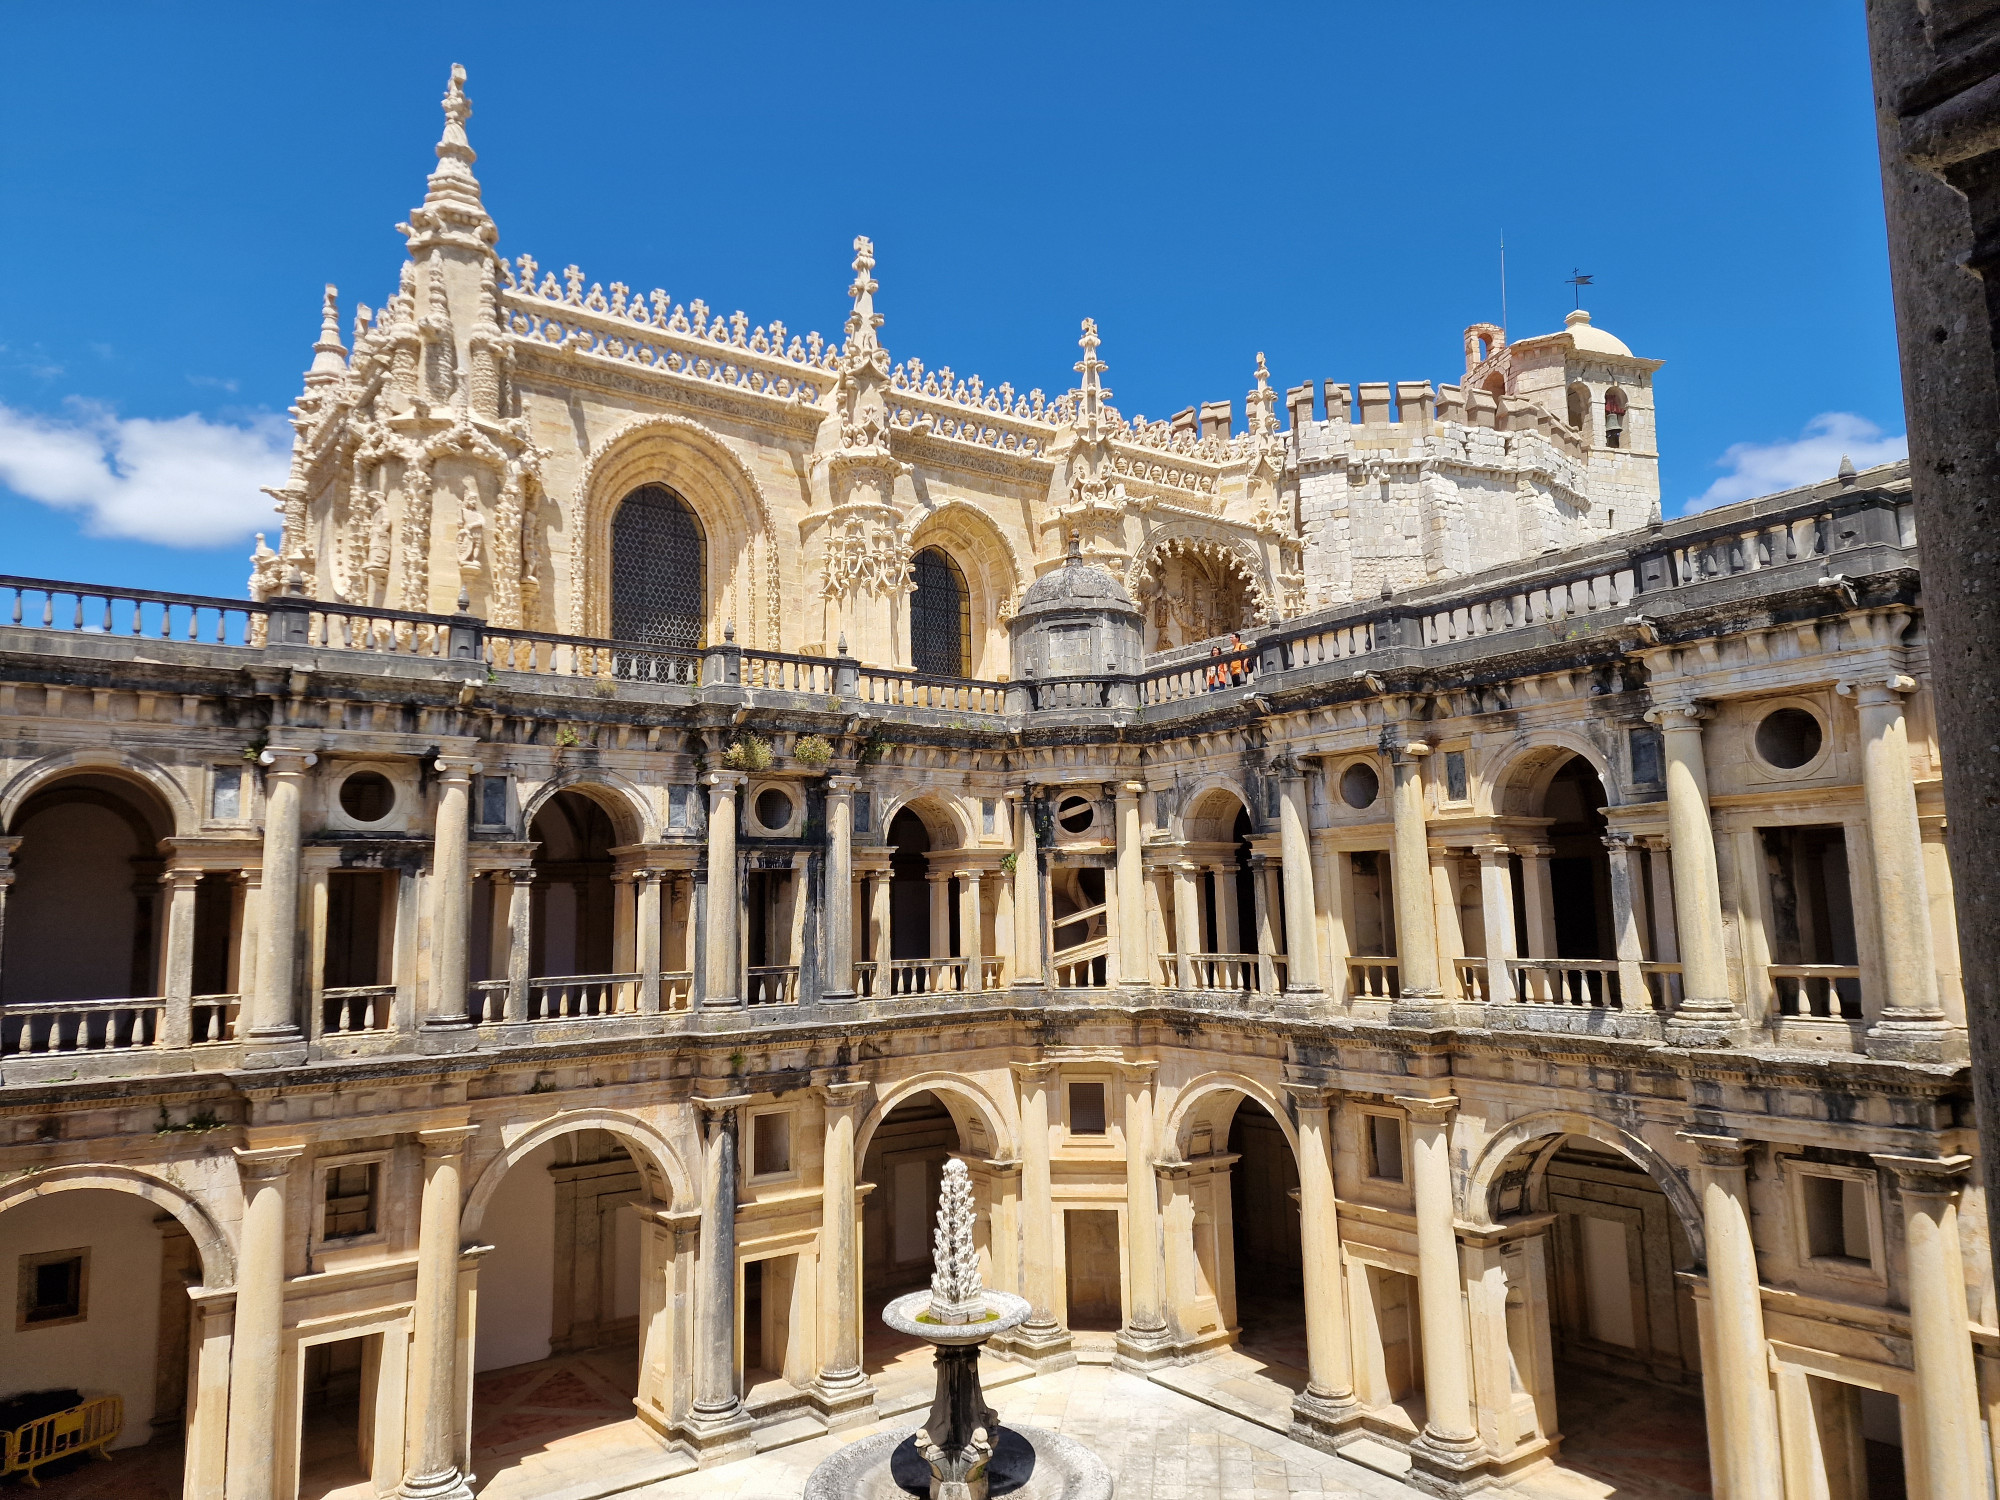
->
[0,65,1984,1500]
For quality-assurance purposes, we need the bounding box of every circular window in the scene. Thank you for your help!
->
[1056,795,1095,835]
[1339,762,1380,810]
[1755,708,1823,771]
[755,787,793,831]
[339,770,394,822]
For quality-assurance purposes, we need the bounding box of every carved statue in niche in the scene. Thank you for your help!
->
[1139,543,1257,652]
[456,479,486,573]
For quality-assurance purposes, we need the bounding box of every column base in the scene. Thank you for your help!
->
[674,1402,756,1466]
[238,1027,307,1069]
[1287,1387,1365,1450]
[818,989,859,1004]
[1663,1000,1744,1047]
[998,1319,1075,1372]
[395,1465,475,1500]
[807,1367,876,1430]
[699,996,743,1011]
[1406,1428,1492,1497]
[1387,991,1455,1029]
[415,1019,479,1054]
[1112,1322,1176,1372]
[1863,1014,1966,1063]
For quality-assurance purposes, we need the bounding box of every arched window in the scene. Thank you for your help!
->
[909,547,970,677]
[1603,388,1628,449]
[1482,371,1507,399]
[1566,381,1590,432]
[610,484,706,648]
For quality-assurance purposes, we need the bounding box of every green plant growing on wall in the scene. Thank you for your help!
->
[721,733,773,772]
[999,851,1019,874]
[554,723,581,749]
[791,733,832,768]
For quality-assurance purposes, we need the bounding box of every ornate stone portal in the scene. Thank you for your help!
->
[804,1159,1111,1500]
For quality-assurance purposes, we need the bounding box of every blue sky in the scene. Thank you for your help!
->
[0,3,1903,600]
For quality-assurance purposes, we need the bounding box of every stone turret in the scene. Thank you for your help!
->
[1009,530,1145,681]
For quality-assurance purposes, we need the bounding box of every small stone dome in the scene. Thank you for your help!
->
[1562,308,1632,358]
[1016,554,1139,618]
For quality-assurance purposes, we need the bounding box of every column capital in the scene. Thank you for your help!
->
[1836,673,1918,705]
[1601,831,1637,852]
[258,746,318,772]
[1383,737,1431,763]
[1475,841,1514,864]
[826,774,859,795]
[1282,1080,1343,1111]
[1009,1059,1059,1084]
[817,1080,871,1110]
[1393,1094,1459,1125]
[432,754,480,780]
[161,865,207,891]
[1676,1130,1756,1170]
[1116,780,1144,800]
[1868,1152,1973,1195]
[1645,698,1714,729]
[417,1124,479,1159]
[1514,842,1556,859]
[234,1144,306,1179]
[702,770,747,790]
[1116,1059,1159,1082]
[693,1092,752,1117]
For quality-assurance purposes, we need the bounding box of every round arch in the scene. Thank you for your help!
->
[1463,1109,1704,1263]
[0,1163,235,1288]
[1129,526,1279,640]
[878,791,970,852]
[461,1108,695,1235]
[518,770,657,844]
[1484,733,1620,816]
[907,501,1024,678]
[0,749,194,839]
[1159,1071,1300,1162]
[1180,779,1254,843]
[854,1073,1016,1166]
[571,414,782,648]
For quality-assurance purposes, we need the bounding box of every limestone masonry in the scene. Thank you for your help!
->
[0,64,1981,1500]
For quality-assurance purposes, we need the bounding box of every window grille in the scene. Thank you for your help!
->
[910,547,969,677]
[610,484,706,649]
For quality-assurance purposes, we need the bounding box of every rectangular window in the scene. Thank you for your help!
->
[1155,791,1174,830]
[1629,726,1664,785]
[853,791,871,835]
[478,774,508,827]
[1266,780,1282,818]
[1368,1114,1406,1182]
[322,1162,378,1241]
[752,1112,792,1177]
[211,766,242,819]
[17,1249,88,1329]
[669,785,692,831]
[982,799,996,836]
[1444,750,1468,802]
[1803,1174,1872,1264]
[1068,1081,1107,1136]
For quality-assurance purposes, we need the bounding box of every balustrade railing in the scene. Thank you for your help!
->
[1455,957,1491,1002]
[1,997,164,1056]
[4,577,264,648]
[660,970,694,1010]
[881,957,969,996]
[529,973,640,1019]
[853,668,1007,714]
[747,965,799,1005]
[319,985,394,1035]
[1642,962,1684,1010]
[1347,957,1400,1001]
[1139,649,1261,706]
[191,995,240,1045]
[742,650,837,695]
[1506,958,1638,1009]
[1770,963,1863,1020]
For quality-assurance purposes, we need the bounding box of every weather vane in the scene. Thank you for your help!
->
[1567,269,1594,308]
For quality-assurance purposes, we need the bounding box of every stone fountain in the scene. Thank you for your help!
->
[803,1158,1112,1500]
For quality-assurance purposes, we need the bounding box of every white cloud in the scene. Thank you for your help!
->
[1689,412,1907,512]
[0,399,291,547]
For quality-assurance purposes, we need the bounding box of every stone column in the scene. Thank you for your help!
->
[161,866,204,1048]
[685,1094,753,1457]
[1387,742,1444,1012]
[1115,1061,1172,1368]
[397,1126,478,1500]
[1010,1061,1073,1367]
[0,838,18,1002]
[636,871,663,1012]
[1643,837,1680,966]
[870,873,892,987]
[225,1145,303,1500]
[812,1082,874,1425]
[426,755,478,1034]
[1284,1084,1361,1445]
[1397,1095,1483,1487]
[1648,703,1738,1040]
[245,748,314,1063]
[1251,855,1279,992]
[1678,1132,1781,1500]
[1476,844,1517,1004]
[1116,781,1148,988]
[961,869,985,990]
[1517,844,1557,962]
[1842,676,1954,1059]
[1277,767,1322,993]
[1008,789,1043,986]
[928,872,953,966]
[701,773,744,1009]
[822,776,857,1000]
[1602,834,1649,1010]
[1172,863,1201,989]
[1214,867,1241,952]
[503,869,534,1021]
[1430,849,1466,1000]
[1872,1154,1984,1498]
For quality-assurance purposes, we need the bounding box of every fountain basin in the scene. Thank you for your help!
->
[881,1289,1030,1345]
[802,1423,1113,1500]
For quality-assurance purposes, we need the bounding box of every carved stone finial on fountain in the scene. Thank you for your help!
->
[803,1159,1112,1500]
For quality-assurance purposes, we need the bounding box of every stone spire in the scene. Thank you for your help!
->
[1073,318,1111,445]
[1248,351,1278,436]
[844,236,884,355]
[305,284,348,388]
[399,64,498,258]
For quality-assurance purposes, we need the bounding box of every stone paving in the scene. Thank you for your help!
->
[636,1365,1425,1500]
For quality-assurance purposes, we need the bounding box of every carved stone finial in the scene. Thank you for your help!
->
[307,284,348,383]
[1066,527,1083,562]
[845,235,883,350]
[724,619,736,643]
[1838,453,1858,486]
[926,1158,985,1323]
[837,632,850,656]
